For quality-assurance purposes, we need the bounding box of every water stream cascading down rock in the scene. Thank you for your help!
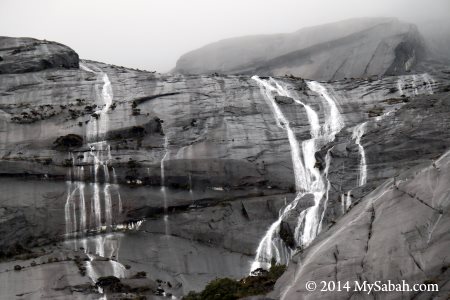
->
[1,33,450,299]
[250,76,344,271]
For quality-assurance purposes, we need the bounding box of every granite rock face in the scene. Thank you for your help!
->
[0,36,79,74]
[175,18,424,80]
[1,35,450,299]
[271,150,450,300]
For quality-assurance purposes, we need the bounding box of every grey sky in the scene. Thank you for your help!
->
[1,0,449,72]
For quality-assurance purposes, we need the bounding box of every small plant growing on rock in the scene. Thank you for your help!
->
[62,159,73,167]
[131,125,146,137]
[14,265,22,271]
[183,262,287,300]
[366,106,384,117]
[53,134,83,150]
[132,271,147,279]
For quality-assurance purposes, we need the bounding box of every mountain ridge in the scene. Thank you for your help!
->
[175,17,424,80]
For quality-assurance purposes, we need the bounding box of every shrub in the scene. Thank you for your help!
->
[183,263,287,300]
[53,134,83,149]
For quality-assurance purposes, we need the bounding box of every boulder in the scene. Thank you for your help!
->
[274,96,294,105]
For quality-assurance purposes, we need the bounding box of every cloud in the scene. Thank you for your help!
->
[0,0,448,72]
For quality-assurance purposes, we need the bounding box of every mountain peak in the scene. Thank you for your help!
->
[175,18,424,80]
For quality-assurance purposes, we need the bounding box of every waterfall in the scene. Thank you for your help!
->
[160,136,170,235]
[346,191,352,209]
[80,61,113,140]
[78,168,87,232]
[161,136,169,187]
[91,148,102,229]
[252,77,307,191]
[318,149,333,232]
[79,234,127,294]
[65,153,87,236]
[65,183,77,234]
[306,81,344,137]
[251,76,344,271]
[352,122,368,187]
[64,63,123,237]
[342,73,436,212]
[88,142,117,231]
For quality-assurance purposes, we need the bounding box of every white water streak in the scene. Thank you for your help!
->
[251,76,344,271]
[352,122,368,187]
[252,76,307,191]
[64,63,123,237]
[161,135,171,235]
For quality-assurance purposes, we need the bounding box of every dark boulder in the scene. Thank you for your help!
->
[14,265,22,271]
[95,276,124,293]
[279,221,295,249]
[275,96,294,105]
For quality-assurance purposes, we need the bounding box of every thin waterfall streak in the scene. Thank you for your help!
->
[93,164,102,229]
[65,184,79,236]
[352,122,368,186]
[72,198,77,234]
[161,136,169,187]
[90,182,96,229]
[293,210,306,246]
[346,191,352,209]
[79,181,86,233]
[82,61,114,140]
[306,81,344,137]
[427,214,442,243]
[252,76,307,191]
[65,183,73,236]
[117,192,123,214]
[160,134,170,235]
[104,184,112,229]
[318,149,332,232]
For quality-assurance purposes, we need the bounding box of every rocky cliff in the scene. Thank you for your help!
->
[0,34,450,299]
[175,18,424,80]
[272,150,450,300]
[0,36,79,74]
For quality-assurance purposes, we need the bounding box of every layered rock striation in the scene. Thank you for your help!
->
[0,34,450,298]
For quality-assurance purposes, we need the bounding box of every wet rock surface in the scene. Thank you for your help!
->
[0,36,79,74]
[271,151,450,300]
[0,35,450,299]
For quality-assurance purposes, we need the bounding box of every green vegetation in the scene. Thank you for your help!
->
[183,262,286,300]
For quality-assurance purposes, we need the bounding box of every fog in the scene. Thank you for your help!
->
[1,0,449,72]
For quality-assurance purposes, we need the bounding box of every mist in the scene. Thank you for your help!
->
[1,0,449,72]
